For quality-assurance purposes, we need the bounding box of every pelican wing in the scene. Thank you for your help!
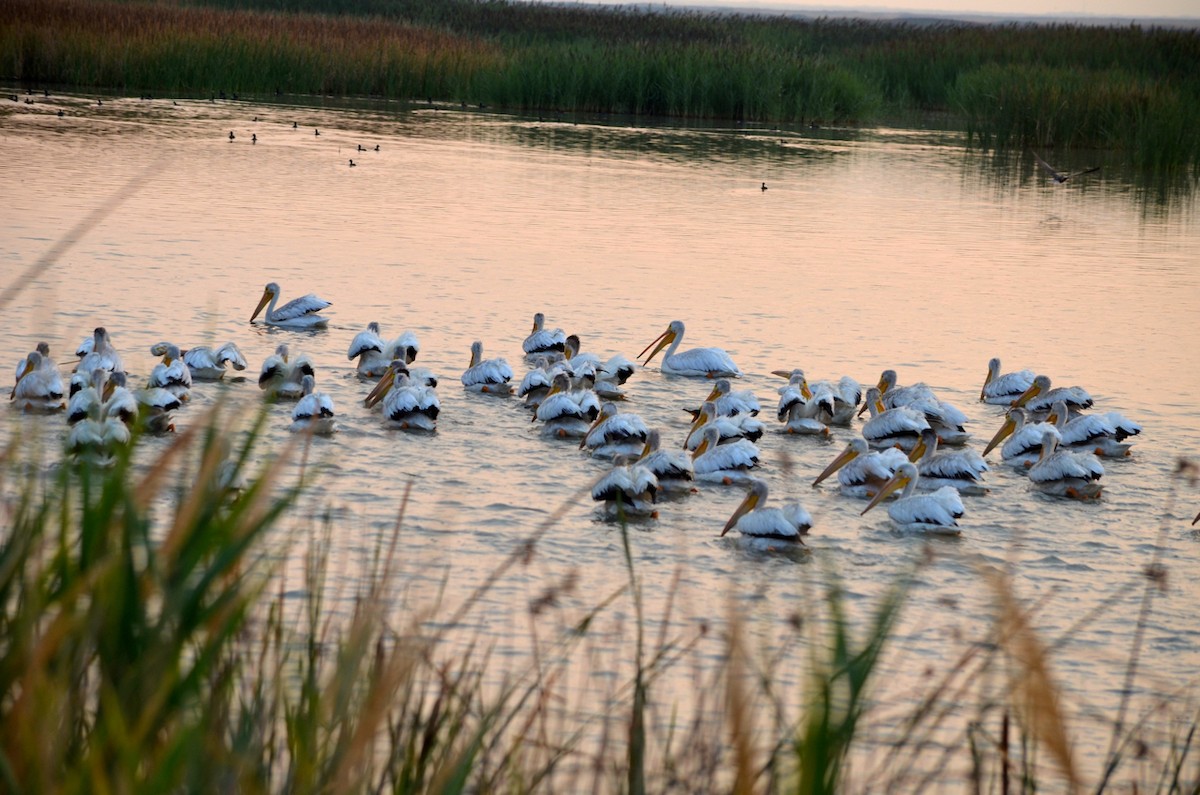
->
[863,407,929,443]
[348,327,386,359]
[523,328,566,354]
[1027,386,1093,413]
[666,347,741,377]
[598,355,636,385]
[921,450,988,481]
[462,358,513,387]
[888,493,961,528]
[693,439,760,475]
[642,449,694,482]
[1030,450,1104,483]
[735,506,811,539]
[983,369,1035,402]
[272,293,331,321]
[1100,412,1142,442]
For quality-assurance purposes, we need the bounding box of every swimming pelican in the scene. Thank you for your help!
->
[291,375,337,435]
[580,403,649,459]
[119,372,179,434]
[518,356,563,408]
[535,373,600,438]
[691,426,761,484]
[1013,375,1093,414]
[249,282,331,328]
[860,387,929,452]
[66,374,131,467]
[720,479,811,549]
[1045,400,1140,458]
[874,370,969,444]
[365,361,440,431]
[523,313,567,356]
[258,344,314,401]
[861,462,963,535]
[591,463,659,518]
[348,322,420,378]
[909,428,989,495]
[183,342,247,380]
[11,345,65,412]
[148,342,192,401]
[639,320,741,378]
[1028,430,1103,499]
[73,327,124,394]
[695,379,760,417]
[811,438,908,499]
[773,370,831,435]
[982,408,1061,467]
[461,341,513,395]
[683,402,764,450]
[1032,151,1100,184]
[636,430,695,494]
[772,369,860,425]
[981,358,1035,404]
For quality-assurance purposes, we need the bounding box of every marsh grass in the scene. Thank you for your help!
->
[3,0,1198,171]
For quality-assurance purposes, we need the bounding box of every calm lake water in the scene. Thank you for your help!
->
[3,91,1199,788]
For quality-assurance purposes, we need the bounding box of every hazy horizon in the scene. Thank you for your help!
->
[571,0,1198,21]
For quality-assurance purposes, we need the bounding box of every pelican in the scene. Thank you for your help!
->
[148,342,192,401]
[721,479,811,549]
[981,358,1035,404]
[291,375,337,435]
[874,370,969,444]
[366,361,440,431]
[694,379,760,417]
[691,426,761,484]
[348,322,420,378]
[860,387,929,452]
[773,370,831,436]
[861,462,963,535]
[592,351,637,401]
[592,463,658,519]
[580,403,649,459]
[1013,375,1093,413]
[1028,431,1103,499]
[636,430,695,495]
[73,327,124,394]
[120,372,180,434]
[684,402,764,450]
[1045,400,1140,458]
[66,377,131,467]
[982,408,1061,467]
[183,342,247,380]
[523,313,567,356]
[535,373,600,438]
[639,320,741,378]
[773,369,860,425]
[249,282,331,328]
[11,345,65,412]
[258,344,314,401]
[461,341,513,395]
[1032,151,1100,184]
[812,438,908,499]
[909,429,989,495]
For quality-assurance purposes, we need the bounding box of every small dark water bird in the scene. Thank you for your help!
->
[292,121,297,129]
[349,159,356,167]
[374,144,380,152]
[97,99,102,106]
[761,182,768,191]
[228,131,235,141]
[357,144,365,152]
[1033,151,1100,184]
[314,128,320,136]
[57,109,63,117]
[251,133,257,144]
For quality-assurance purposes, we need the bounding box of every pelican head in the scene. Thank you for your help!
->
[857,386,886,418]
[1014,374,1051,408]
[861,462,917,516]
[299,374,316,398]
[772,368,812,399]
[639,429,662,459]
[1037,429,1060,461]
[982,358,1002,400]
[250,282,280,322]
[11,351,42,398]
[580,402,621,449]
[691,425,722,458]
[876,369,898,394]
[982,408,1027,456]
[564,334,581,360]
[813,438,868,487]
[1045,400,1070,428]
[721,478,769,537]
[152,342,181,365]
[275,343,289,362]
[685,401,718,443]
[365,358,408,408]
[638,320,684,367]
[706,379,732,402]
[909,428,939,463]
[366,321,381,335]
[531,312,545,333]
[469,341,484,368]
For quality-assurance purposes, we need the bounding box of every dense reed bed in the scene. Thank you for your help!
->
[2,407,1198,792]
[2,0,1198,172]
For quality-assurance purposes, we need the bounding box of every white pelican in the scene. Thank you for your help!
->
[684,402,765,450]
[981,358,1035,404]
[249,282,331,328]
[348,322,420,378]
[639,320,741,378]
[636,430,695,495]
[812,438,908,499]
[874,370,969,444]
[291,375,337,435]
[580,403,649,459]
[120,372,180,434]
[461,341,513,395]
[772,369,860,426]
[66,380,131,467]
[1013,375,1093,413]
[720,479,811,550]
[258,344,314,401]
[183,342,247,380]
[692,426,761,484]
[148,343,192,401]
[592,463,658,518]
[523,313,567,356]
[1045,400,1140,458]
[11,345,65,413]
[861,462,964,535]
[982,408,1062,467]
[73,327,124,394]
[773,370,830,436]
[518,356,566,408]
[860,387,930,452]
[535,373,600,438]
[365,361,440,431]
[909,428,989,495]
[697,378,760,417]
[1028,430,1103,499]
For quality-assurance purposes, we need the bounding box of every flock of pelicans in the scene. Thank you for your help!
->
[12,281,1182,552]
